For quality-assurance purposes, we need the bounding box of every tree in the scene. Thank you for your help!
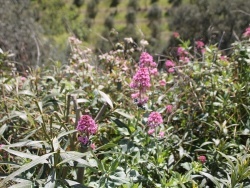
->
[110,0,120,8]
[73,0,84,7]
[147,3,162,39]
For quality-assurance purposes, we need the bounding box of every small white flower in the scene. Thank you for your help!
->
[124,37,134,43]
[140,39,149,47]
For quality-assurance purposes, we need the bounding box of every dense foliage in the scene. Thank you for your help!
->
[167,0,250,50]
[0,26,250,187]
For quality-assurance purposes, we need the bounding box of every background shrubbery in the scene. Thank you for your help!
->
[0,0,250,187]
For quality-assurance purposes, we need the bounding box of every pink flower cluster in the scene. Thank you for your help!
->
[165,60,175,73]
[130,52,157,106]
[173,32,180,38]
[166,104,173,113]
[147,112,163,128]
[177,47,190,63]
[77,115,98,145]
[130,67,151,91]
[243,27,250,38]
[147,112,164,137]
[139,52,158,75]
[195,40,206,54]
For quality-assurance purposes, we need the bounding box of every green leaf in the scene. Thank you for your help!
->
[109,156,121,172]
[114,109,134,119]
[96,143,117,151]
[52,137,60,151]
[200,142,213,148]
[91,150,106,173]
[0,124,8,136]
[9,180,32,188]
[0,152,56,187]
[57,129,77,140]
[2,140,44,148]
[63,179,89,188]
[213,102,223,107]
[98,90,113,109]
[10,111,28,122]
[18,90,35,97]
[57,151,96,170]
[77,98,89,103]
[3,148,48,163]
[112,118,131,134]
[45,170,56,188]
[200,172,221,188]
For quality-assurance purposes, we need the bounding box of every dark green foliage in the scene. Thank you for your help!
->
[147,3,162,39]
[151,0,159,4]
[127,0,140,11]
[104,14,115,30]
[167,0,250,50]
[110,0,120,8]
[147,3,162,22]
[168,0,182,7]
[126,9,137,25]
[86,0,99,19]
[73,0,84,7]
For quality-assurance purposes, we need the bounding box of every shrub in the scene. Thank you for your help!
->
[0,29,250,187]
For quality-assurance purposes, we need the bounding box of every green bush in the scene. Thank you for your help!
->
[0,28,250,187]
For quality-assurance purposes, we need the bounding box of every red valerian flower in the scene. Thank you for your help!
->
[173,32,180,38]
[77,115,98,135]
[166,104,173,113]
[130,67,151,90]
[148,112,163,128]
[195,40,205,49]
[243,27,250,38]
[198,155,206,164]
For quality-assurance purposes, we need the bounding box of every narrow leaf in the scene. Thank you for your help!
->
[200,172,221,188]
[0,152,55,187]
[98,90,113,109]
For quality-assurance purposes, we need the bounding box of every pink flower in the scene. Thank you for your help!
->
[150,61,157,67]
[168,68,175,73]
[177,47,188,56]
[139,52,153,67]
[159,131,165,138]
[90,143,96,150]
[201,48,206,54]
[198,155,206,164]
[0,144,4,151]
[130,67,151,90]
[173,32,180,38]
[131,92,140,99]
[243,27,250,38]
[165,60,175,68]
[135,96,149,106]
[195,40,204,49]
[179,56,190,63]
[220,55,228,61]
[148,112,163,128]
[159,80,166,86]
[77,115,98,135]
[150,68,158,75]
[78,136,89,145]
[21,77,26,81]
[166,105,173,113]
[148,129,155,135]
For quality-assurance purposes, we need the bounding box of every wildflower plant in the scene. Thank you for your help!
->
[0,28,250,188]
